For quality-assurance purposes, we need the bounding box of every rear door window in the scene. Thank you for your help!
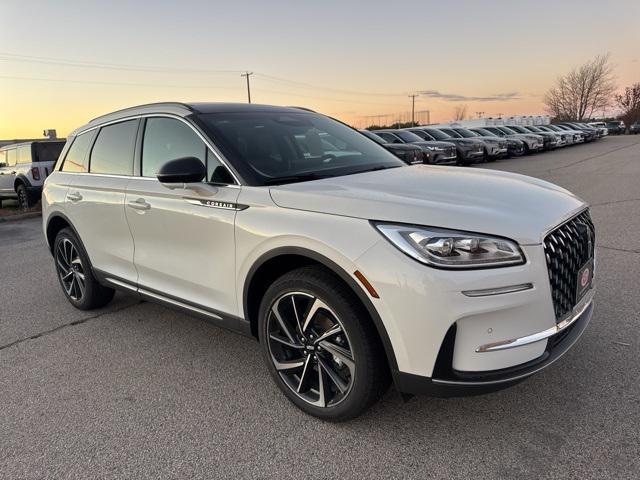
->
[89,120,138,175]
[61,131,96,173]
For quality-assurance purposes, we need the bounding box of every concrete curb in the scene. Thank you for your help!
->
[0,211,42,223]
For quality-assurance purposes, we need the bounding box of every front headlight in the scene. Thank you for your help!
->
[373,223,525,269]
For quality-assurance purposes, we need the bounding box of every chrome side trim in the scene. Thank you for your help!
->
[475,292,594,353]
[104,277,138,292]
[138,287,223,321]
[462,283,533,297]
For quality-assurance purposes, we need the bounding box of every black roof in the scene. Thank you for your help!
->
[79,102,314,134]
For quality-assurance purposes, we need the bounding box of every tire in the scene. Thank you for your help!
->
[16,184,35,209]
[258,266,390,421]
[53,227,115,310]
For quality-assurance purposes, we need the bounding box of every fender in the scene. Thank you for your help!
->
[15,174,33,189]
[45,211,82,253]
[243,246,398,371]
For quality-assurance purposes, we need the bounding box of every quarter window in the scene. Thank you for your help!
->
[17,145,32,164]
[61,131,96,173]
[89,120,138,175]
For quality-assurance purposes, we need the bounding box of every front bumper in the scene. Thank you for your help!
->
[394,299,593,396]
[354,239,593,395]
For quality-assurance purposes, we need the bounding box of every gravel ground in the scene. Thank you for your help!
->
[1,135,639,479]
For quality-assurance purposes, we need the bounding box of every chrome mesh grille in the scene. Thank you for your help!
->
[543,210,595,322]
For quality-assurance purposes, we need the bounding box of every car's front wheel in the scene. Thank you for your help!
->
[259,266,389,421]
[53,228,115,310]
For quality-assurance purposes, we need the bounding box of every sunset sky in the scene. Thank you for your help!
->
[1,0,638,138]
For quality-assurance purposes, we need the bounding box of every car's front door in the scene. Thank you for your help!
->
[125,116,240,316]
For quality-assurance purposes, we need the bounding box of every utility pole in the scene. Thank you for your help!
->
[426,110,430,125]
[241,71,253,103]
[408,94,418,126]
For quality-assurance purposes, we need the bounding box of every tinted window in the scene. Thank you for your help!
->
[498,127,517,135]
[34,142,65,163]
[61,131,96,173]
[6,149,17,167]
[423,128,450,140]
[376,132,400,143]
[395,131,423,142]
[409,129,433,140]
[454,128,479,138]
[359,130,386,145]
[142,117,206,178]
[439,128,461,138]
[89,120,138,175]
[199,112,402,186]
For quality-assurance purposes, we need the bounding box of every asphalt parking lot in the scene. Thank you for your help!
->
[1,135,639,479]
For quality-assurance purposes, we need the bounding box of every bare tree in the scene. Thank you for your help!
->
[615,83,640,131]
[453,104,468,121]
[544,54,616,121]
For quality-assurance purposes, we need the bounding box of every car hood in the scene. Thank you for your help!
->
[269,165,586,245]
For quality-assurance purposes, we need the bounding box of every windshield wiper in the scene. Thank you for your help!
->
[263,173,329,185]
[352,165,404,175]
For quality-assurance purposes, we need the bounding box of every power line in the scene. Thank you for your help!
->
[0,52,244,74]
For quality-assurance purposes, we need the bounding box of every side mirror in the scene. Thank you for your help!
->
[157,157,206,184]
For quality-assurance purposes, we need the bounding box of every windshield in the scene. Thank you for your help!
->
[422,128,451,140]
[507,125,527,133]
[454,128,479,138]
[34,142,65,163]
[497,127,517,135]
[545,125,561,131]
[525,126,542,132]
[359,129,386,145]
[408,129,434,141]
[473,128,495,136]
[395,131,424,142]
[438,128,462,138]
[198,112,403,185]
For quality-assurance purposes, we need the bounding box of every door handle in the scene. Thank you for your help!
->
[128,198,151,211]
[67,192,83,202]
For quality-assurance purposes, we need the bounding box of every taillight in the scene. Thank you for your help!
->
[31,167,40,181]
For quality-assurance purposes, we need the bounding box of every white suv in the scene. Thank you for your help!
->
[43,103,595,421]
[0,140,65,208]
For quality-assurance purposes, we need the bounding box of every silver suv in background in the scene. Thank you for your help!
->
[0,140,65,208]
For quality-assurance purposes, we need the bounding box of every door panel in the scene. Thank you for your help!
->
[124,179,240,315]
[65,174,138,282]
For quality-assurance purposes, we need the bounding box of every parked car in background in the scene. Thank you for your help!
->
[558,123,599,141]
[470,128,525,157]
[479,126,544,154]
[407,127,485,165]
[449,127,508,161]
[555,124,595,142]
[605,121,624,135]
[522,125,566,147]
[534,125,574,145]
[587,122,608,137]
[508,125,558,150]
[0,140,65,208]
[42,101,596,420]
[370,129,457,165]
[359,130,424,165]
[630,121,640,134]
[539,124,584,144]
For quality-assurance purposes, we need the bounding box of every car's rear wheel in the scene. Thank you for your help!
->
[54,228,115,310]
[16,184,35,209]
[259,266,389,421]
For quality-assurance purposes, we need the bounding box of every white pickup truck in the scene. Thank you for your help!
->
[0,140,65,208]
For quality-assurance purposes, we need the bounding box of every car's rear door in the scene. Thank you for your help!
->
[124,116,240,316]
[63,120,139,283]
